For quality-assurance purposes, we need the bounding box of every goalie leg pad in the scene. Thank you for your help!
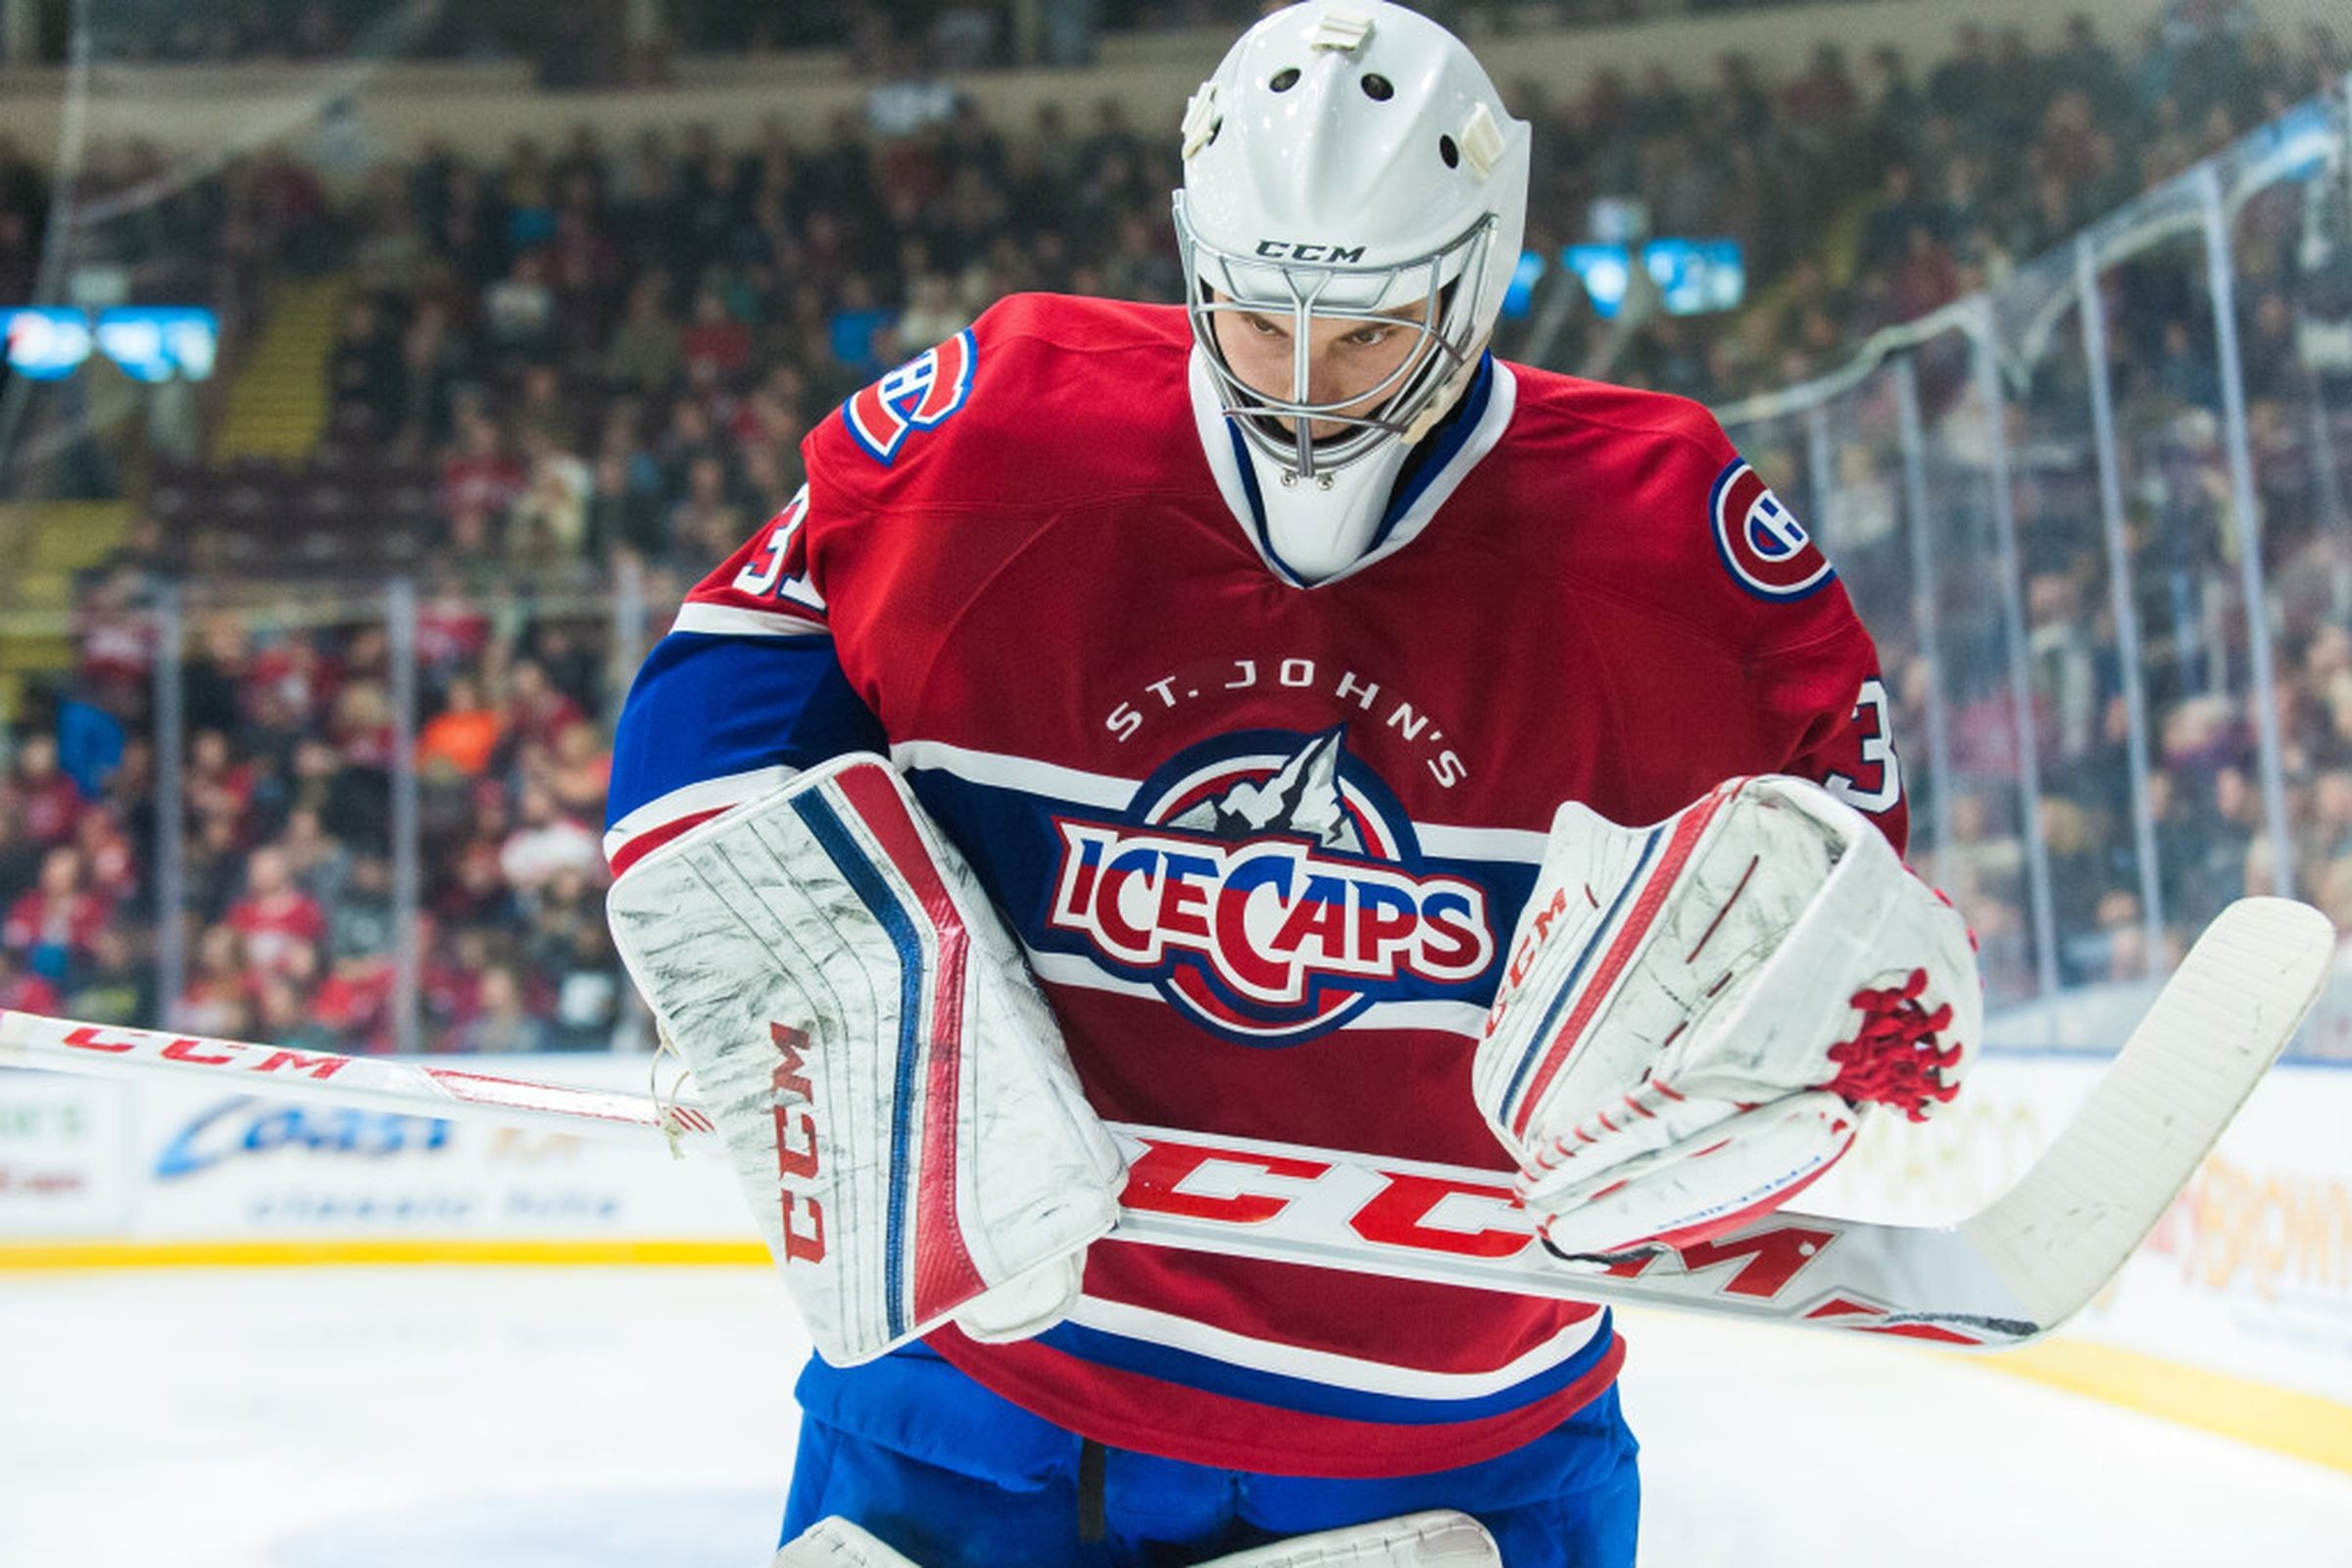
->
[1201,1511,1502,1567]
[774,1518,923,1568]
[775,1503,1499,1567]
[608,754,1125,1366]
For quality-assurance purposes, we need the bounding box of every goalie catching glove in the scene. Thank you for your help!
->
[607,755,1126,1366]
[1472,775,1978,1257]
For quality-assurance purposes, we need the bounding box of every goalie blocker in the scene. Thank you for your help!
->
[1474,775,1980,1257]
[606,754,1127,1366]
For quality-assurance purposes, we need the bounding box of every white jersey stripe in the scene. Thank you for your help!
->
[1031,952,1484,1040]
[894,738,1552,864]
[1416,821,1550,862]
[891,738,1141,811]
[1023,945,1493,1037]
[1064,1293,1606,1401]
[602,764,800,861]
[671,602,830,640]
[1023,945,1161,1000]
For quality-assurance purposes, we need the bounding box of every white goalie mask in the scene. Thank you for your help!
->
[1174,0,1531,486]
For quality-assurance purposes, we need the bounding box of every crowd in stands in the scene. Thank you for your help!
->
[0,570,636,1052]
[48,1,1870,74]
[60,0,1237,73]
[1695,10,2352,1010]
[2,2,2349,1050]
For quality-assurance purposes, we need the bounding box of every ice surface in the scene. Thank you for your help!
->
[2,1268,2346,1566]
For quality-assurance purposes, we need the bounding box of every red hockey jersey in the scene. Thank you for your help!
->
[606,293,1905,1478]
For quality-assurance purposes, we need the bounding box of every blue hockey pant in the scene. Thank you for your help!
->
[781,1343,1640,1567]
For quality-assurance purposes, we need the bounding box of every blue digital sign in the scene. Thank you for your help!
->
[2,306,218,381]
[1,308,91,380]
[1500,248,1546,319]
[95,307,220,383]
[1563,240,1745,321]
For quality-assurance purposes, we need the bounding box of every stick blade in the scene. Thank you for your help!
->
[1963,897,2335,1339]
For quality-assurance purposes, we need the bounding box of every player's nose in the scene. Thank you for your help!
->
[1299,354,1352,408]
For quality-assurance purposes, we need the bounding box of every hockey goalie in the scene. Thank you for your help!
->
[601,3,1979,1564]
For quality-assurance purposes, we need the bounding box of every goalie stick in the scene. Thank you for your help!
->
[0,897,2331,1348]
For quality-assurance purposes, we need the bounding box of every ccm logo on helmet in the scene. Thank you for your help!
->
[1711,458,1834,601]
[1254,240,1368,264]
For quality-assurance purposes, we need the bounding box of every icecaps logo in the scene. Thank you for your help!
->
[1711,458,1833,600]
[1044,730,1494,1045]
[844,329,976,466]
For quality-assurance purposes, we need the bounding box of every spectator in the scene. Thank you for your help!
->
[278,806,351,909]
[514,363,581,451]
[326,854,398,962]
[1780,43,1859,141]
[498,780,603,898]
[74,806,138,910]
[3,847,108,982]
[825,274,896,378]
[433,784,517,930]
[325,296,404,437]
[539,718,612,819]
[511,424,595,562]
[416,565,496,680]
[503,658,586,752]
[894,270,969,349]
[314,951,395,1054]
[457,963,551,1054]
[255,971,342,1054]
[399,298,467,447]
[62,921,150,1022]
[171,923,252,1038]
[679,281,754,385]
[668,452,747,564]
[526,864,623,1051]
[1928,24,1998,128]
[0,944,63,1016]
[482,249,559,360]
[224,847,328,978]
[549,185,621,344]
[0,805,39,907]
[603,272,683,395]
[182,811,248,929]
[7,733,85,850]
[438,408,527,521]
[417,675,506,779]
[330,679,398,772]
[74,563,162,710]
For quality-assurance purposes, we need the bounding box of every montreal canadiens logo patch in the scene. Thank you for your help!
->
[1711,459,1834,600]
[844,329,976,466]
[1041,729,1495,1046]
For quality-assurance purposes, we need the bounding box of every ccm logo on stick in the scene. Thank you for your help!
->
[1121,1132,1843,1293]
[60,1024,345,1080]
[1120,1136,1530,1259]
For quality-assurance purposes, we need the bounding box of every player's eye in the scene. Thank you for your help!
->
[1243,313,1284,337]
[1344,324,1395,348]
